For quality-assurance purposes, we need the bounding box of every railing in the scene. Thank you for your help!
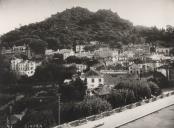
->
[53,91,174,128]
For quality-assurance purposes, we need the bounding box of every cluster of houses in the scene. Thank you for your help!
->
[1,41,174,128]
[60,43,174,95]
[1,44,32,59]
[1,42,174,86]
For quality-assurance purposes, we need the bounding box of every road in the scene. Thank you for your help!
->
[120,105,174,128]
[72,94,174,128]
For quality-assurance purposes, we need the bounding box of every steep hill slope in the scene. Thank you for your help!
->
[1,7,174,50]
[0,7,133,49]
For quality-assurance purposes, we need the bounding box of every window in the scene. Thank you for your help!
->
[91,84,94,87]
[99,79,102,82]
[166,50,168,54]
[91,79,95,83]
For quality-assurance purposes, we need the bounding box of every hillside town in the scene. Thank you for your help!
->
[1,41,173,81]
[0,4,174,128]
[1,34,174,128]
[1,39,174,127]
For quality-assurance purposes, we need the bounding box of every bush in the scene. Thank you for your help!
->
[52,96,112,124]
[107,89,136,108]
[109,78,162,108]
[73,96,112,119]
[61,78,87,102]
[151,71,169,88]
[115,79,152,100]
[148,81,161,96]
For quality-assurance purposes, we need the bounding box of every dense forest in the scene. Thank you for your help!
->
[1,7,174,51]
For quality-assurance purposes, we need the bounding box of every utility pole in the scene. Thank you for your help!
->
[8,104,12,128]
[58,94,61,125]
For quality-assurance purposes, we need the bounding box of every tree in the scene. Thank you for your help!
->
[166,25,174,33]
[108,89,136,108]
[18,110,56,128]
[51,53,64,64]
[170,48,174,56]
[73,96,112,119]
[1,7,134,50]
[108,78,162,108]
[115,79,152,100]
[31,61,77,84]
[150,71,169,88]
[148,81,161,96]
[150,46,156,53]
[45,37,61,50]
[0,54,18,86]
[29,38,47,54]
[66,56,81,64]
[32,63,64,84]
[84,45,98,52]
[52,96,111,123]
[61,78,87,101]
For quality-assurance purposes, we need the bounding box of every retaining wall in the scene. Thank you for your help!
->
[53,91,174,128]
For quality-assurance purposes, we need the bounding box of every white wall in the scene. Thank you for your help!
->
[86,77,104,89]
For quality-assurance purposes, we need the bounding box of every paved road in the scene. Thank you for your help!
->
[72,95,174,128]
[120,105,174,128]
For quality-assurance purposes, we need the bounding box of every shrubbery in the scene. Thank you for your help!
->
[53,96,111,123]
[108,89,136,108]
[107,79,161,108]
[61,78,87,102]
[150,71,170,88]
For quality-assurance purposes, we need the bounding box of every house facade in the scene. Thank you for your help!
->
[156,47,170,56]
[12,45,26,54]
[11,58,41,77]
[81,69,104,89]
[75,45,85,53]
[76,64,87,72]
[59,49,75,60]
[94,47,112,59]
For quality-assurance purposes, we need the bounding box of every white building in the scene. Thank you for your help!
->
[156,47,170,56]
[11,58,41,77]
[94,47,112,59]
[45,49,60,55]
[90,41,99,45]
[1,44,30,55]
[123,51,134,58]
[81,69,104,89]
[74,51,94,58]
[12,45,26,53]
[45,48,75,59]
[59,49,74,60]
[149,53,170,61]
[76,64,87,72]
[75,45,85,53]
[11,58,23,71]
[128,61,164,74]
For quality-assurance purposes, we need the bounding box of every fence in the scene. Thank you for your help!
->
[53,91,174,128]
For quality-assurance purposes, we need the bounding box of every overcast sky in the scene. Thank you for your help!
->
[0,0,174,35]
